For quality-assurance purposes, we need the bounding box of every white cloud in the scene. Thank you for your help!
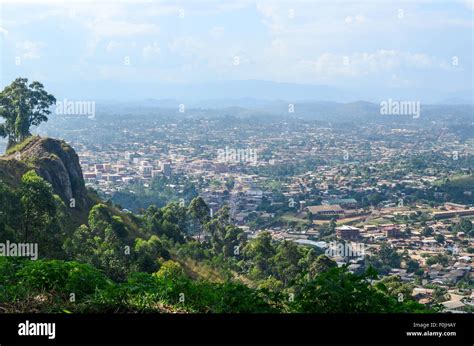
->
[287,50,445,84]
[299,50,436,75]
[345,15,365,24]
[143,42,161,59]
[0,27,8,35]
[464,0,474,10]
[85,20,159,38]
[169,36,204,55]
[106,40,120,52]
[256,2,278,19]
[16,40,44,60]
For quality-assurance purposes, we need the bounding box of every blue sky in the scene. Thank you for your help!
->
[0,0,473,102]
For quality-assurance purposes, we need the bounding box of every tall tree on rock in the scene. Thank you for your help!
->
[188,197,210,242]
[0,78,56,148]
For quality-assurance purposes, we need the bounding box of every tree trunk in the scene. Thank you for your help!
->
[6,138,16,150]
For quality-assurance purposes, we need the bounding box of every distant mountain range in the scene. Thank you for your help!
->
[48,79,473,106]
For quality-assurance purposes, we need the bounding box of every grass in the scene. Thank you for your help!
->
[365,218,394,225]
[281,214,309,224]
[335,216,367,225]
[5,135,40,155]
[173,256,226,283]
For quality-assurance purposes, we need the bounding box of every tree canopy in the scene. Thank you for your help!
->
[0,77,56,148]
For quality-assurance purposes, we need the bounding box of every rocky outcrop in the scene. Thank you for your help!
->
[4,136,88,209]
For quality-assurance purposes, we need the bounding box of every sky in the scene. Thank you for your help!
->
[0,0,473,102]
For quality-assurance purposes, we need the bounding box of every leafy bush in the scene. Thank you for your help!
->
[16,260,110,298]
[291,266,428,313]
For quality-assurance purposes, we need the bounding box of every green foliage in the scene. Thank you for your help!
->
[425,254,449,266]
[0,170,65,258]
[134,235,169,273]
[243,231,275,279]
[0,258,26,300]
[291,266,427,313]
[207,282,277,313]
[204,205,247,259]
[144,203,187,242]
[20,170,61,245]
[365,243,402,274]
[434,234,445,244]
[273,240,302,285]
[435,175,474,204]
[175,240,211,261]
[406,259,420,273]
[0,258,110,307]
[188,196,210,242]
[0,255,430,314]
[421,227,434,237]
[16,260,110,297]
[374,275,415,302]
[453,219,473,235]
[0,78,56,148]
[432,285,448,302]
[309,254,337,278]
[0,181,22,241]
[64,204,134,281]
[153,260,187,284]
[111,174,199,212]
